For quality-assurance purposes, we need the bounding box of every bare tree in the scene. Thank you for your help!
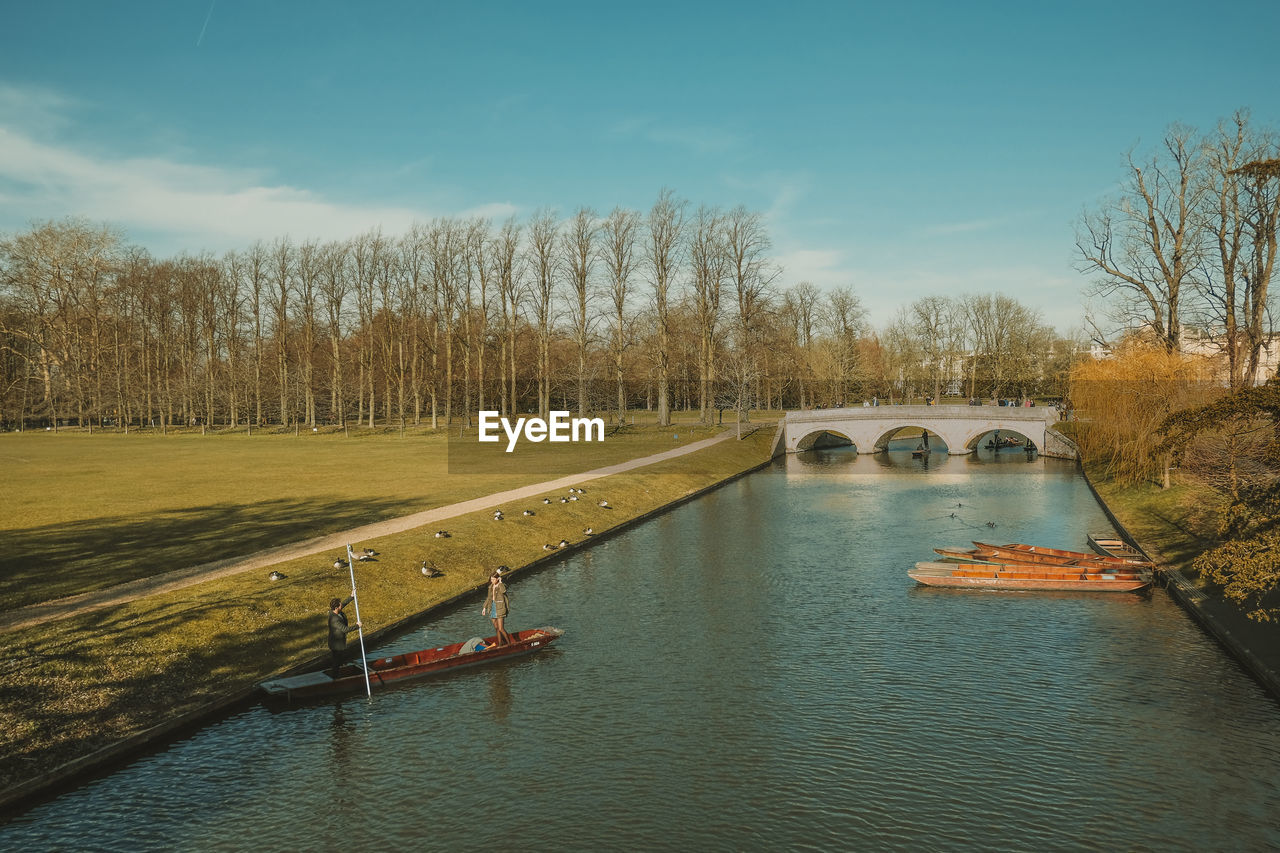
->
[646,189,686,426]
[427,219,466,427]
[373,238,402,424]
[268,237,293,427]
[400,225,430,424]
[465,219,495,417]
[785,281,821,408]
[600,206,640,423]
[351,229,388,428]
[562,207,599,417]
[527,209,559,419]
[317,240,350,428]
[724,206,777,414]
[295,240,322,427]
[689,205,726,421]
[909,295,963,401]
[218,250,245,427]
[822,286,866,404]
[1199,112,1280,386]
[0,219,126,428]
[493,217,522,418]
[960,293,1048,400]
[1077,125,1207,352]
[243,241,268,429]
[1233,152,1280,383]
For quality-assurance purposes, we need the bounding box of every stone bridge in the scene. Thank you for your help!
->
[782,404,1076,458]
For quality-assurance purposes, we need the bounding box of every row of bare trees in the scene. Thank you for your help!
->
[1078,110,1280,388]
[880,294,1081,403]
[0,193,1070,432]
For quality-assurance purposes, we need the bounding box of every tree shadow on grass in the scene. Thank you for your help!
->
[0,589,326,797]
[0,496,408,612]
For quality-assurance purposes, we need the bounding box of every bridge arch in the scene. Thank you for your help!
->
[794,429,857,452]
[782,405,1069,458]
[870,424,951,453]
[958,426,1036,454]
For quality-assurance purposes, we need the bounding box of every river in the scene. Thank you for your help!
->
[3,443,1279,851]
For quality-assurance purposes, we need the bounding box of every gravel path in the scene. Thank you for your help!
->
[4,430,739,632]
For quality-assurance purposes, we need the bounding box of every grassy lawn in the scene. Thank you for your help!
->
[0,426,776,796]
[1087,472,1224,579]
[0,414,758,611]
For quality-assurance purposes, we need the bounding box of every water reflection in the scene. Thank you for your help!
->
[488,665,512,724]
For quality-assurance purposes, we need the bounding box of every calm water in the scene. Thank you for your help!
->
[4,444,1279,851]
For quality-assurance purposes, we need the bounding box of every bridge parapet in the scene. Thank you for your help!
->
[783,405,1070,457]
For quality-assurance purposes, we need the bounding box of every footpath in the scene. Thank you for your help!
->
[3,430,739,633]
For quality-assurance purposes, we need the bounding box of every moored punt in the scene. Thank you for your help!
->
[973,541,1153,568]
[933,546,985,561]
[1087,533,1149,562]
[965,546,1147,570]
[933,546,1127,568]
[910,561,1152,593]
[259,626,564,703]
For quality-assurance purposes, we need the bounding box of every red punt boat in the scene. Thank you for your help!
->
[972,541,1153,568]
[932,545,1120,567]
[910,561,1152,593]
[946,545,1139,570]
[259,626,564,702]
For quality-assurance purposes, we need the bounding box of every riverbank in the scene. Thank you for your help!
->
[0,427,778,812]
[1081,466,1280,703]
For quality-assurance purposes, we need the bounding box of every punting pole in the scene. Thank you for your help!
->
[346,544,372,697]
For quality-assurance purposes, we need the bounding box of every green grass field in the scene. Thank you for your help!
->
[1,413,776,611]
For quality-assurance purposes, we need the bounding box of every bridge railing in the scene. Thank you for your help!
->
[784,404,1057,424]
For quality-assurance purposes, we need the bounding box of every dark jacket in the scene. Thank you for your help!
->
[328,596,357,652]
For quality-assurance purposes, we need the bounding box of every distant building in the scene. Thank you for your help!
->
[1178,326,1280,385]
[1090,327,1280,385]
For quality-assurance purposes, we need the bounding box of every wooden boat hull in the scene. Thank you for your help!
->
[909,572,1151,592]
[934,546,983,561]
[973,541,1152,568]
[1087,533,1149,562]
[259,626,564,702]
[964,545,1143,569]
[911,562,1151,593]
[937,547,1150,575]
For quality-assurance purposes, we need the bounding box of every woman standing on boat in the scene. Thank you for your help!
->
[482,570,514,646]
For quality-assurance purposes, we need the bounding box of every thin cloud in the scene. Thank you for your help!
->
[0,90,515,252]
[0,84,76,137]
[608,116,741,155]
[920,217,1010,237]
[774,247,851,288]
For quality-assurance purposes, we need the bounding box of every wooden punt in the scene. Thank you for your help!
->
[973,541,1152,568]
[933,546,985,561]
[259,626,564,703]
[1087,533,1150,562]
[910,561,1151,593]
[936,545,1127,568]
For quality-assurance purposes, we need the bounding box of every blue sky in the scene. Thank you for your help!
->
[2,1,1278,332]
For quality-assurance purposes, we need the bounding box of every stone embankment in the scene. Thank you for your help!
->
[1078,458,1280,702]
